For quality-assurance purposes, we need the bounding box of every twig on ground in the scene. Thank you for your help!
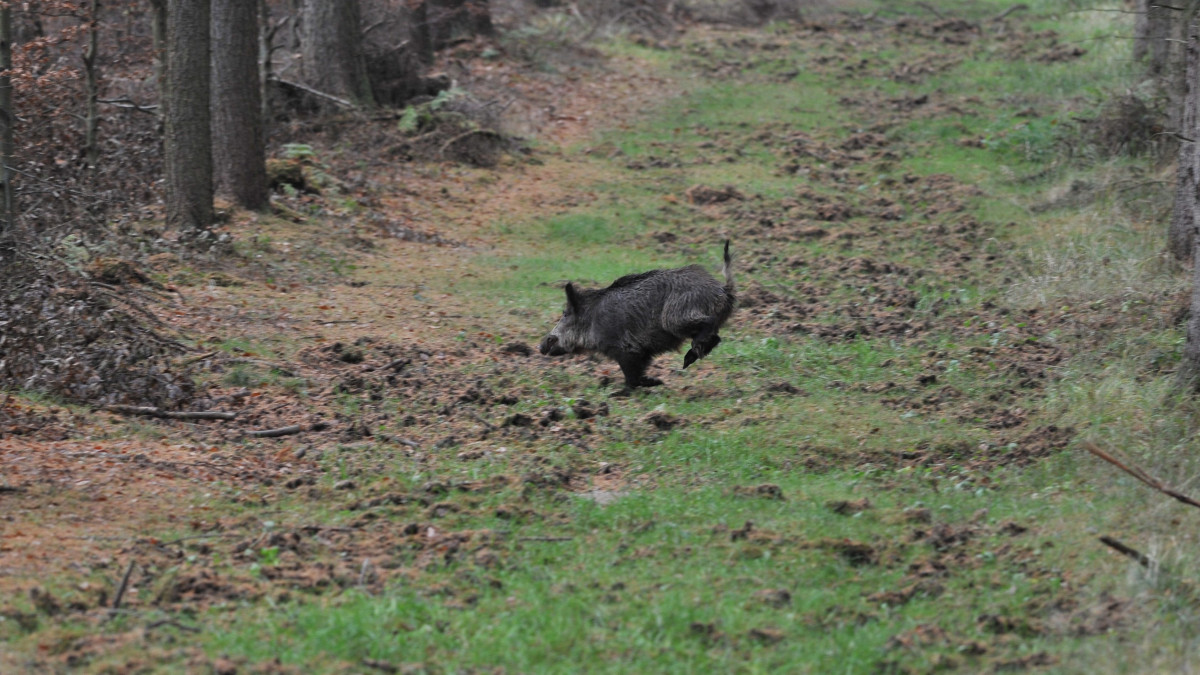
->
[246,425,304,438]
[1099,536,1153,568]
[104,405,237,421]
[180,351,218,367]
[1083,442,1200,510]
[914,1,946,20]
[994,3,1029,21]
[439,129,503,157]
[111,559,136,612]
[270,75,355,108]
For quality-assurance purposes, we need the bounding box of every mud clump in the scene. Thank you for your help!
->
[823,539,879,566]
[826,497,870,515]
[685,184,746,205]
[734,484,785,500]
[645,411,683,430]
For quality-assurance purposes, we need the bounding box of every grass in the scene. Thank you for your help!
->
[8,1,1199,673]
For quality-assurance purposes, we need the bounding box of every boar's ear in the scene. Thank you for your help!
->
[564,282,581,311]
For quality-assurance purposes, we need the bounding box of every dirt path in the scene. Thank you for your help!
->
[0,46,683,629]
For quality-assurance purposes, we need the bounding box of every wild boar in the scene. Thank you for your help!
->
[538,240,736,389]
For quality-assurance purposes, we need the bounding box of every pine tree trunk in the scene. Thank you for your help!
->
[0,4,13,260]
[300,0,373,106]
[1134,0,1150,62]
[164,0,213,234]
[150,0,166,120]
[1147,3,1172,76]
[1171,20,1198,262]
[1180,14,1200,390]
[82,0,100,168]
[212,0,267,210]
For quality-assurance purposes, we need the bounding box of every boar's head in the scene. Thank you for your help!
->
[539,283,590,357]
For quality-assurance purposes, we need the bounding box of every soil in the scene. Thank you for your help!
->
[0,12,1147,673]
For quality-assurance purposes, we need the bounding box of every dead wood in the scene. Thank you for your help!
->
[111,559,136,612]
[993,4,1029,21]
[270,75,356,109]
[1099,535,1153,568]
[103,405,237,421]
[439,128,503,157]
[246,424,304,438]
[1083,442,1200,510]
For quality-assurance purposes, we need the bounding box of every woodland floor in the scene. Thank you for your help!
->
[1,5,1193,674]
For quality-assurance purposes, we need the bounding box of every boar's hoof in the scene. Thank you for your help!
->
[683,349,699,369]
[638,376,664,387]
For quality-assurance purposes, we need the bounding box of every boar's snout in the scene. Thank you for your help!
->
[539,334,568,356]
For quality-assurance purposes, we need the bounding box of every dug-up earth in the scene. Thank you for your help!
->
[0,30,695,672]
[0,10,1171,674]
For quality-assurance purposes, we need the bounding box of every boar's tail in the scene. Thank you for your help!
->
[721,239,735,295]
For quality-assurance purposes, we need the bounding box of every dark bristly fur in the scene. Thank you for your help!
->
[539,240,736,389]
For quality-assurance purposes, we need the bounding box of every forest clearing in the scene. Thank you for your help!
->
[2,1,1199,672]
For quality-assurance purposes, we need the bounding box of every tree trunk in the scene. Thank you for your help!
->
[1180,13,1200,390]
[212,0,267,210]
[259,0,271,127]
[1147,3,1173,76]
[164,0,213,234]
[1171,19,1199,262]
[82,0,100,168]
[300,0,373,106]
[412,1,434,65]
[150,0,166,120]
[1134,0,1150,63]
[0,4,13,260]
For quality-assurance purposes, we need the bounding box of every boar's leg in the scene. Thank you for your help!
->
[683,324,724,369]
[618,353,662,388]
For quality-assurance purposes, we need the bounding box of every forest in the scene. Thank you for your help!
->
[2,0,1199,672]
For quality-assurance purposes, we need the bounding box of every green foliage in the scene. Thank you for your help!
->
[398,88,465,134]
[282,143,318,161]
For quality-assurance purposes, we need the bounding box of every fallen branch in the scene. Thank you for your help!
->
[1099,536,1153,568]
[146,617,201,633]
[914,1,945,20]
[179,351,218,367]
[97,97,159,114]
[993,3,1028,21]
[270,75,355,109]
[104,405,237,421]
[439,128,503,157]
[246,424,303,438]
[1083,442,1200,510]
[112,559,136,612]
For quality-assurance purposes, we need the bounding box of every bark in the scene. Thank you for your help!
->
[0,4,12,259]
[300,0,373,106]
[412,1,433,65]
[1134,0,1150,63]
[212,0,267,210]
[164,0,213,234]
[82,0,100,168]
[1171,19,1199,262]
[1181,16,1200,390]
[258,0,271,126]
[150,0,166,120]
[1147,2,1173,76]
